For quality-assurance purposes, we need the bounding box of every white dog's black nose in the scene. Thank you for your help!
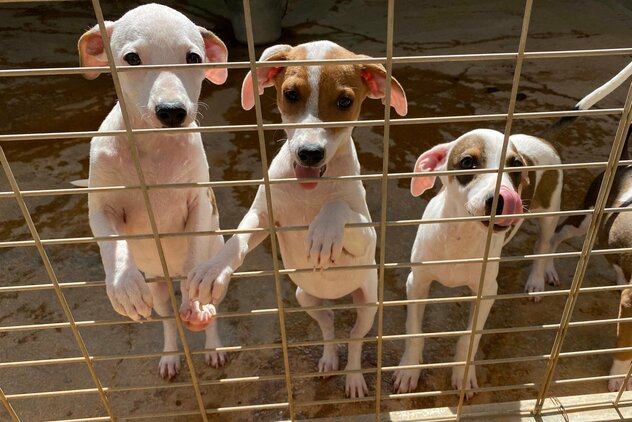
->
[155,103,187,127]
[297,146,325,167]
[484,194,504,215]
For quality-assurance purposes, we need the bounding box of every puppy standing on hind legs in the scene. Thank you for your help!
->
[393,129,562,396]
[186,41,408,397]
[78,4,229,378]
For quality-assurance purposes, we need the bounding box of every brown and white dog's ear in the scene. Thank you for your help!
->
[359,60,408,116]
[241,44,292,110]
[199,27,228,85]
[78,22,115,80]
[411,143,450,197]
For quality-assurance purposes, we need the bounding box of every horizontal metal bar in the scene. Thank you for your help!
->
[0,108,621,143]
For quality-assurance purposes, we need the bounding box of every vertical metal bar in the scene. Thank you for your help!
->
[454,0,534,418]
[0,149,115,421]
[88,1,209,419]
[374,0,396,418]
[242,0,295,419]
[615,360,632,404]
[0,387,21,422]
[535,84,632,413]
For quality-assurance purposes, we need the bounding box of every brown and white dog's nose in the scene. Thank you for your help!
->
[297,145,325,167]
[155,102,187,127]
[484,194,504,216]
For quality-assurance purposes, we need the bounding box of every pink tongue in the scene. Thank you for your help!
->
[294,164,320,189]
[495,186,523,227]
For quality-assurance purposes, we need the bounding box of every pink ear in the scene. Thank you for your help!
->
[410,144,449,197]
[199,27,228,85]
[241,66,283,110]
[360,65,408,116]
[77,22,114,80]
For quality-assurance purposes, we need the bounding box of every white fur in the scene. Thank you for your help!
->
[393,129,562,397]
[81,4,228,378]
[576,61,632,110]
[187,41,380,398]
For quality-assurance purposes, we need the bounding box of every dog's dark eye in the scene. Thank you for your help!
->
[510,157,524,167]
[284,89,300,103]
[337,96,353,109]
[186,52,202,64]
[124,52,141,66]
[459,156,474,169]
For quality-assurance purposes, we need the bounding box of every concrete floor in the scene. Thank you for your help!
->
[0,0,631,420]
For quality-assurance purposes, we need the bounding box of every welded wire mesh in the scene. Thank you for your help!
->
[1,0,632,421]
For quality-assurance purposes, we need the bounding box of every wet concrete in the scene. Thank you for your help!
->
[0,0,631,420]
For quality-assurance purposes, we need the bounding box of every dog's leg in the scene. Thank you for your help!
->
[344,274,378,398]
[452,278,497,400]
[525,215,560,301]
[307,200,375,270]
[610,285,632,392]
[148,280,181,379]
[393,269,431,394]
[295,287,339,373]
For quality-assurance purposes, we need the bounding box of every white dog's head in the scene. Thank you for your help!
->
[240,40,408,189]
[78,3,228,129]
[411,129,528,231]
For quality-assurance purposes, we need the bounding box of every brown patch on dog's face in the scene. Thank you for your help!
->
[447,136,487,186]
[274,46,310,118]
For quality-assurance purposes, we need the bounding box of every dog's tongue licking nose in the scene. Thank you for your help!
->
[495,186,523,227]
[294,164,321,189]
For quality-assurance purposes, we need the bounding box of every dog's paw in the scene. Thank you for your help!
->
[205,351,227,368]
[106,267,153,321]
[345,373,368,398]
[159,355,181,379]
[318,347,339,374]
[393,368,421,394]
[180,300,216,332]
[524,277,544,302]
[452,365,478,400]
[545,267,560,286]
[306,203,348,269]
[609,359,632,392]
[186,259,233,304]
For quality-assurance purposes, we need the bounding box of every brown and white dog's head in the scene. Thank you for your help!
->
[411,129,529,231]
[78,4,228,129]
[241,40,408,189]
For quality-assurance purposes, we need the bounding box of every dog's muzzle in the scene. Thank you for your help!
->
[483,185,523,229]
[294,162,326,190]
[294,145,326,189]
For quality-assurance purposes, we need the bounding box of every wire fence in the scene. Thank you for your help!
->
[1,0,632,421]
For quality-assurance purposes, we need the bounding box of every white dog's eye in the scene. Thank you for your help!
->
[459,156,474,169]
[186,52,202,64]
[124,52,141,66]
[337,96,353,109]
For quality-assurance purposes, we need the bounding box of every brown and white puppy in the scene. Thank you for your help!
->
[393,129,563,396]
[186,40,407,398]
[553,127,632,392]
[545,61,632,392]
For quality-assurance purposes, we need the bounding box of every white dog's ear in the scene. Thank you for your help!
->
[359,59,408,116]
[411,143,450,197]
[241,44,292,110]
[199,27,228,85]
[78,22,114,80]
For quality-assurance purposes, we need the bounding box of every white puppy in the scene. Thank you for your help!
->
[393,129,562,397]
[186,41,408,397]
[78,4,229,378]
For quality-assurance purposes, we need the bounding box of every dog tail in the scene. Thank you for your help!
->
[70,179,89,187]
[542,61,632,137]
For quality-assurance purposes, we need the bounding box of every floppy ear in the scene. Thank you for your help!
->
[411,143,450,197]
[199,27,228,85]
[241,44,292,110]
[78,22,114,80]
[360,61,408,116]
